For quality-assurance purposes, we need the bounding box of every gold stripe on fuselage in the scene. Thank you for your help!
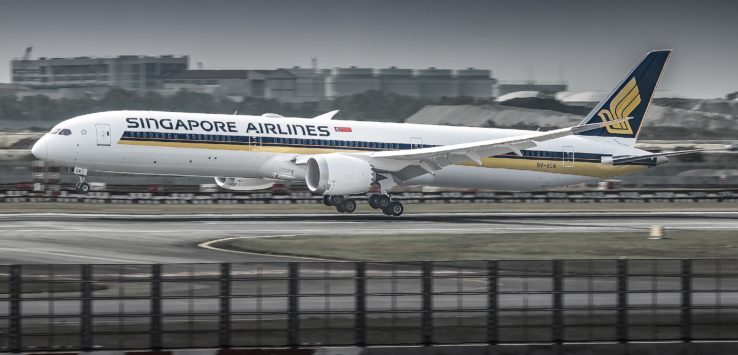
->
[118,139,646,179]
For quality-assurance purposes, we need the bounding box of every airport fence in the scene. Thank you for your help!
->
[1,188,738,205]
[0,259,737,352]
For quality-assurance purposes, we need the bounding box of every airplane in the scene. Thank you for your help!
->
[30,49,722,216]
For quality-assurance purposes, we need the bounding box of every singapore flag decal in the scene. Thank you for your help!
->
[334,127,352,133]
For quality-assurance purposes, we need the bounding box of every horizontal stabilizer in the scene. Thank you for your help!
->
[602,145,734,165]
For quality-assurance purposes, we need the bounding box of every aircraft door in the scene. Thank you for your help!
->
[96,124,111,146]
[410,137,423,149]
[563,146,574,167]
[248,136,262,151]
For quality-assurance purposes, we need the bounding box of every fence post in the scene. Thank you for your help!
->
[8,265,21,353]
[355,262,367,347]
[552,260,564,345]
[681,259,692,343]
[151,264,162,350]
[80,264,93,351]
[616,259,628,343]
[421,261,433,346]
[487,260,498,346]
[219,263,231,348]
[287,262,300,348]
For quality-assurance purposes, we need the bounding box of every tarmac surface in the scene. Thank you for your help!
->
[0,211,737,264]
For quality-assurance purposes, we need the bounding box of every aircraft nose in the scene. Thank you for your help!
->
[31,137,47,160]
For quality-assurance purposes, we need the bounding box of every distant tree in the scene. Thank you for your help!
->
[98,88,142,110]
[166,90,218,113]
[0,87,491,126]
[0,96,25,121]
[19,95,58,121]
[332,90,428,122]
[140,91,167,111]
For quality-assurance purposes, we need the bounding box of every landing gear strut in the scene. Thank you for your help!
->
[73,167,90,194]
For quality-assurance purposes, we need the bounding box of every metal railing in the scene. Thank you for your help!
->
[1,259,737,352]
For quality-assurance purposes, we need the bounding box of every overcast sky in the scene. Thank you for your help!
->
[1,0,736,98]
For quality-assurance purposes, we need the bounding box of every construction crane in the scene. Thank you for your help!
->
[22,46,32,61]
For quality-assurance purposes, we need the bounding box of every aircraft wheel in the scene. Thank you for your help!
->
[343,199,357,213]
[335,201,347,213]
[77,182,90,194]
[378,195,391,209]
[384,201,403,217]
[330,195,344,206]
[368,194,382,209]
[323,195,333,206]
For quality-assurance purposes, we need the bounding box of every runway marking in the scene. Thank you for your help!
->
[0,247,144,263]
[198,235,342,261]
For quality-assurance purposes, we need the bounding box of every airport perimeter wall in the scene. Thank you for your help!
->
[1,259,737,353]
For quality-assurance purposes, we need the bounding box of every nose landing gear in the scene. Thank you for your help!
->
[73,167,90,194]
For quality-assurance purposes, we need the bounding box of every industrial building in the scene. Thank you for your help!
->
[326,66,496,100]
[9,53,573,102]
[494,81,568,97]
[162,69,298,101]
[161,65,498,102]
[11,55,188,93]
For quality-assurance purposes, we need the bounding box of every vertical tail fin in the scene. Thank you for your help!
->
[577,50,671,142]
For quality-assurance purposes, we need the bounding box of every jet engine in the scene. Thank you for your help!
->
[305,154,375,195]
[214,177,275,191]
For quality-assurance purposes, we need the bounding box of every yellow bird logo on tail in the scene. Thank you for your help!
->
[597,77,641,135]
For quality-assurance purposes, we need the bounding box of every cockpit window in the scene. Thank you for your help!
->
[50,128,60,134]
[58,128,72,136]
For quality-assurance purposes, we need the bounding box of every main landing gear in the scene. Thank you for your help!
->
[323,195,357,214]
[369,194,404,216]
[323,194,404,216]
[73,167,90,194]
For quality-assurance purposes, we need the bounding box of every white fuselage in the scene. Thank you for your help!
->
[32,110,654,191]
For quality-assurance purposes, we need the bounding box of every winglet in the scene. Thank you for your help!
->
[313,110,339,121]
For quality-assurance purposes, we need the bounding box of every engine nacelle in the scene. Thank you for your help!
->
[214,177,274,191]
[305,154,375,195]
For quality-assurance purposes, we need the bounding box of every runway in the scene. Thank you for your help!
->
[0,211,736,264]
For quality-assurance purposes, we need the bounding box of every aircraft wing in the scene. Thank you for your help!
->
[361,117,631,182]
[604,145,735,165]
